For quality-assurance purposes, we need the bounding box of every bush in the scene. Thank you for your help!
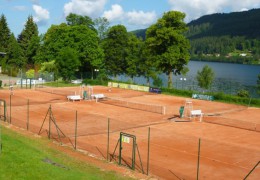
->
[237,89,249,98]
[0,80,2,88]
[82,79,108,86]
[152,76,163,88]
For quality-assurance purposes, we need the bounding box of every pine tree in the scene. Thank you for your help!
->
[0,14,11,52]
[6,33,24,68]
[18,16,40,68]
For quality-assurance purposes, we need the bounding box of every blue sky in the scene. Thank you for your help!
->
[1,0,260,37]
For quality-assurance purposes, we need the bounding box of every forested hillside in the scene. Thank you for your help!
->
[132,8,260,64]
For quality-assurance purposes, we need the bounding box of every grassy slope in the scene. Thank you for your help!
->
[0,125,132,180]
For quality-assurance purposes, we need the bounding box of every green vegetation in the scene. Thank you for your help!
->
[196,65,215,90]
[132,9,260,64]
[0,10,190,89]
[146,11,190,88]
[257,74,260,94]
[44,81,81,87]
[161,87,260,107]
[186,9,260,64]
[0,125,132,180]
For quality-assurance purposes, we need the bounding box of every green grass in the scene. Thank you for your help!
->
[0,125,133,180]
[45,81,81,87]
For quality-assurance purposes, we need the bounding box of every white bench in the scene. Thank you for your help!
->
[67,95,82,102]
[91,94,106,102]
[190,110,203,122]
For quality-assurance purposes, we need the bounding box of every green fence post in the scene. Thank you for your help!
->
[132,136,136,170]
[119,133,122,165]
[9,95,11,124]
[48,105,51,139]
[197,138,201,180]
[147,127,150,175]
[107,118,110,161]
[27,99,29,130]
[74,111,78,150]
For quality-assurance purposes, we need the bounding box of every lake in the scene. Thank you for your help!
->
[117,60,260,98]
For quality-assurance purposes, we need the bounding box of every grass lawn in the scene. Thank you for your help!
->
[0,125,133,180]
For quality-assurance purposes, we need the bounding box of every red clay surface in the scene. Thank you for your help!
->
[1,86,260,180]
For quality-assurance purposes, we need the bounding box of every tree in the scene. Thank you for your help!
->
[237,89,249,98]
[18,16,40,68]
[66,13,95,31]
[56,47,80,81]
[26,69,35,79]
[38,60,58,80]
[196,65,215,90]
[0,14,11,68]
[103,25,128,77]
[125,33,143,81]
[40,23,104,78]
[146,11,190,88]
[94,17,110,41]
[257,74,260,94]
[6,33,24,68]
[0,14,11,53]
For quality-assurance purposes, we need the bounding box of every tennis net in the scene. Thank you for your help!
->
[100,97,166,114]
[203,117,260,132]
[35,87,76,96]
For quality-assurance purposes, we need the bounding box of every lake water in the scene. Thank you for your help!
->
[117,60,260,98]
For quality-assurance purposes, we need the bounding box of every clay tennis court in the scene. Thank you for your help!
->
[0,86,260,179]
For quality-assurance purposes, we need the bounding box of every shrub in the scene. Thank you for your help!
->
[237,89,249,98]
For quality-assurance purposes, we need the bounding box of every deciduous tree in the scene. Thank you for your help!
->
[56,47,80,81]
[146,11,190,88]
[103,25,128,77]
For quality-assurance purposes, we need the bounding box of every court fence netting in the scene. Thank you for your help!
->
[0,90,259,179]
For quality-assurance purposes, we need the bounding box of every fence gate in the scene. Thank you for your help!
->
[119,132,136,170]
[0,99,6,121]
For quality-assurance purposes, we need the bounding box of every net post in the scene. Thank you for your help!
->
[162,106,166,115]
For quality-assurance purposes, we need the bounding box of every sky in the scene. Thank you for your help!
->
[1,0,260,37]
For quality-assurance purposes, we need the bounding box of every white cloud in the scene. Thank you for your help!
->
[13,6,27,11]
[30,0,39,5]
[103,5,157,29]
[33,5,50,25]
[126,10,156,26]
[103,4,124,21]
[168,0,260,22]
[64,0,107,18]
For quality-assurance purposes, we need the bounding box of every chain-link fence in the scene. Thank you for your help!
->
[0,89,259,179]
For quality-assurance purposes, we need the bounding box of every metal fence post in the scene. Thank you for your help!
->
[197,138,201,180]
[74,110,78,150]
[27,99,29,130]
[147,127,150,175]
[9,95,11,124]
[107,118,110,161]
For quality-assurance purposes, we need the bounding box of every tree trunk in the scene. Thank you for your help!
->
[146,77,150,87]
[168,71,173,88]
